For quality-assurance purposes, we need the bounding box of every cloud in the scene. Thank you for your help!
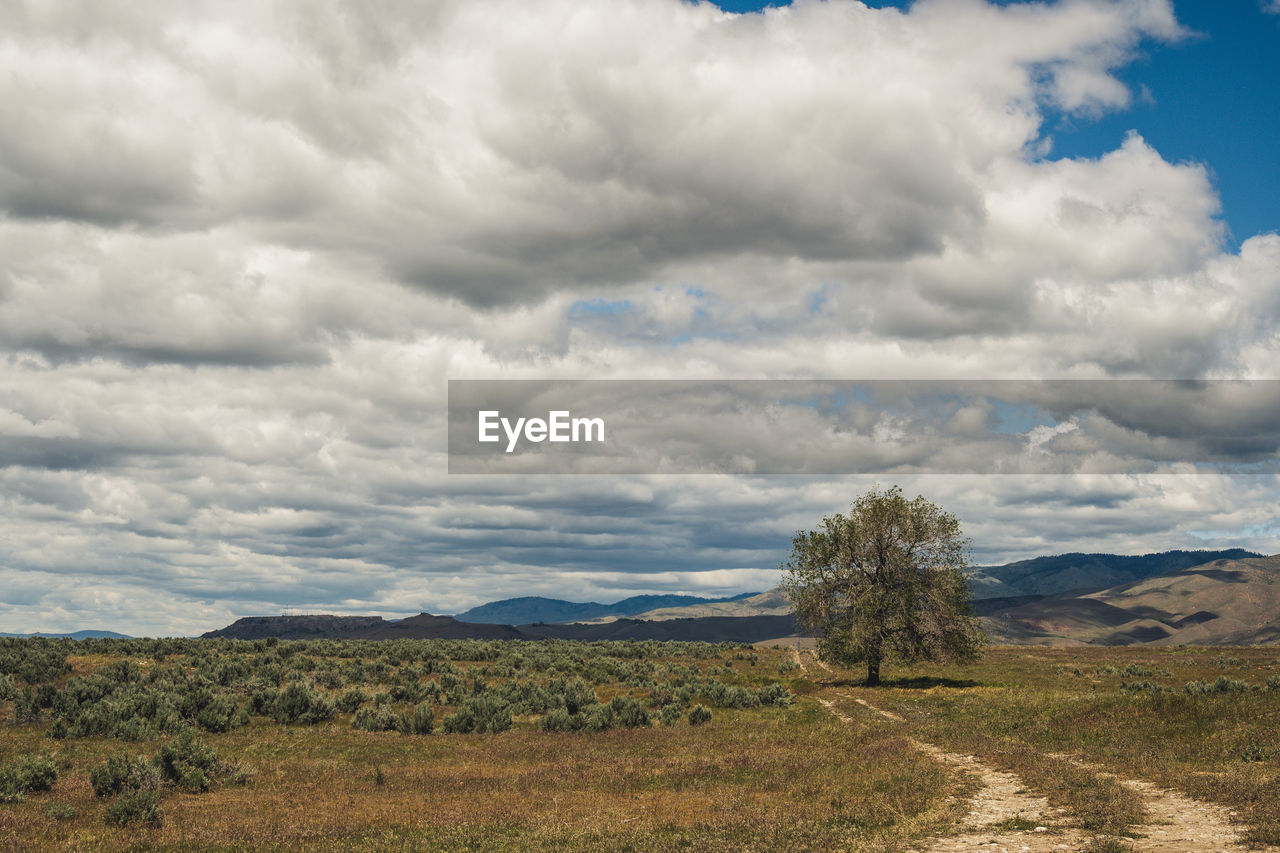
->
[1,0,1187,310]
[0,0,1277,635]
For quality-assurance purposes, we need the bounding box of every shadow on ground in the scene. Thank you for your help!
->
[822,675,983,689]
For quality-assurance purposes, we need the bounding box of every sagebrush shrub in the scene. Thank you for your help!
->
[44,801,76,821]
[195,695,243,733]
[404,702,434,735]
[608,695,650,728]
[442,695,512,734]
[1185,676,1251,695]
[89,755,158,798]
[0,752,58,803]
[153,728,218,792]
[336,688,368,714]
[688,704,712,726]
[271,682,334,724]
[104,790,162,827]
[352,705,401,732]
[540,707,584,732]
[756,683,793,706]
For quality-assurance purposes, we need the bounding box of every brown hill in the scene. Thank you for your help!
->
[983,555,1280,645]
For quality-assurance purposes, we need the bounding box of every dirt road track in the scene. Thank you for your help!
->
[794,649,1264,852]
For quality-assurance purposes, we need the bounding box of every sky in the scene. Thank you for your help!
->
[1,0,1278,636]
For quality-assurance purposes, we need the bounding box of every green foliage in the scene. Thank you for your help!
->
[336,688,369,713]
[103,790,162,827]
[404,701,434,735]
[0,752,58,802]
[442,695,512,734]
[88,755,158,798]
[1120,680,1171,694]
[0,639,70,684]
[658,703,683,726]
[44,801,76,821]
[540,707,586,732]
[153,728,218,792]
[352,705,402,732]
[196,694,243,733]
[272,681,335,724]
[688,704,712,726]
[13,688,43,724]
[1184,676,1252,694]
[607,695,651,728]
[782,485,986,685]
[756,682,793,706]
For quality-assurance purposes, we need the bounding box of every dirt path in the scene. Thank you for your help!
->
[794,649,1262,853]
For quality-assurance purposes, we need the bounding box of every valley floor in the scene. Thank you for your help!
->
[1,642,1279,851]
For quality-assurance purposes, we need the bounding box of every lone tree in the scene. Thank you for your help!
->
[782,486,985,686]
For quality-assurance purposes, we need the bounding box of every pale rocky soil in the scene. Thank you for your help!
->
[794,650,1269,853]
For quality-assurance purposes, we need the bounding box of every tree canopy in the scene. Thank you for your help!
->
[782,485,986,685]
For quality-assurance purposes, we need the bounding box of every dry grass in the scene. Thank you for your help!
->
[0,645,965,852]
[824,646,1280,845]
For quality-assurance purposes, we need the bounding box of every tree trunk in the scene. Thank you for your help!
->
[866,656,880,687]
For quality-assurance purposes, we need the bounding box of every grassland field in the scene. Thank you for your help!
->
[1,637,1278,851]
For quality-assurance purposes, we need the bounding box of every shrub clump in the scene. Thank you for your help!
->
[0,753,58,803]
[271,682,335,725]
[336,688,368,714]
[1121,680,1172,695]
[1185,676,1252,695]
[541,706,586,732]
[403,701,434,735]
[104,790,163,827]
[153,728,219,792]
[352,705,402,732]
[607,695,650,728]
[89,755,158,798]
[442,695,512,734]
[688,704,712,726]
[658,703,683,726]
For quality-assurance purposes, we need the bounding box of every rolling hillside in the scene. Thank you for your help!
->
[983,554,1280,645]
[967,548,1260,599]
[200,552,1280,646]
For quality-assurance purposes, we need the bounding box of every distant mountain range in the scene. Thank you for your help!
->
[588,589,794,622]
[967,548,1260,599]
[0,630,132,640]
[452,592,758,625]
[190,549,1280,646]
[201,612,796,644]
